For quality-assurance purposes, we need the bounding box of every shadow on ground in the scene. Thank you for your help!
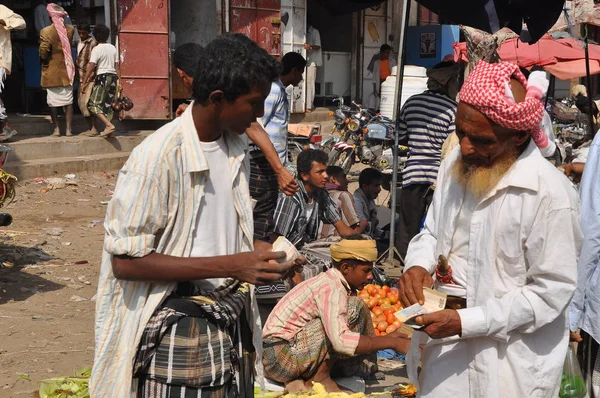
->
[0,242,62,304]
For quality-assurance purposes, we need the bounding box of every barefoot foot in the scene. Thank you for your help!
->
[285,379,309,394]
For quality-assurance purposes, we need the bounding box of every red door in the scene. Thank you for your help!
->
[230,0,281,58]
[117,0,171,119]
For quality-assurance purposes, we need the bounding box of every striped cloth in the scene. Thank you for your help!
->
[263,296,377,382]
[249,80,289,165]
[90,104,262,398]
[399,90,457,187]
[46,4,75,85]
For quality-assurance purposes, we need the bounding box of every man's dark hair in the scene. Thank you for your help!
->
[326,165,345,181]
[297,149,328,176]
[281,52,307,75]
[174,43,204,77]
[93,24,110,42]
[380,44,392,52]
[358,168,382,188]
[192,33,281,103]
[332,234,373,269]
[78,24,91,33]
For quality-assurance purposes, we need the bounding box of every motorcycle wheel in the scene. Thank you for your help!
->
[329,148,354,175]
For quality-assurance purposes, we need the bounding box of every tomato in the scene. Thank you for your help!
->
[383,308,395,316]
[388,295,398,305]
[373,322,378,329]
[386,325,397,334]
[377,321,389,332]
[392,320,402,328]
[367,285,378,296]
[386,314,396,325]
[377,290,387,299]
[380,332,387,336]
[368,298,378,309]
[374,329,381,336]
[376,314,387,323]
[372,306,383,316]
[380,303,392,310]
[382,285,391,293]
[359,291,370,299]
[370,312,377,321]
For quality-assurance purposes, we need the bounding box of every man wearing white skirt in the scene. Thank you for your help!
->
[398,61,582,398]
[39,3,75,137]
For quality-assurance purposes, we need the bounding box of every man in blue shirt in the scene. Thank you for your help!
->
[248,52,306,241]
[566,131,600,396]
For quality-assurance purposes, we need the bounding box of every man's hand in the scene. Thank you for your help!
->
[570,330,584,343]
[304,43,312,50]
[398,266,434,307]
[81,86,87,94]
[559,162,585,183]
[176,103,189,117]
[276,167,298,196]
[231,250,294,285]
[393,336,412,355]
[415,309,462,339]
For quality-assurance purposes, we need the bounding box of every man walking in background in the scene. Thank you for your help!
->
[248,51,305,242]
[76,24,96,135]
[39,3,75,137]
[0,5,25,142]
[304,17,321,113]
[371,44,396,99]
[395,60,460,258]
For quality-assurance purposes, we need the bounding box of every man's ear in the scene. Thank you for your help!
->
[208,90,225,107]
[339,262,350,275]
[514,130,530,146]
[300,171,309,182]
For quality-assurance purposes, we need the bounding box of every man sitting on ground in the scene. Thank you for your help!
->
[353,168,385,240]
[320,166,367,239]
[263,236,410,393]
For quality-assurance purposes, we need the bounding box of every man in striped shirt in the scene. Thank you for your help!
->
[263,237,410,393]
[396,61,460,258]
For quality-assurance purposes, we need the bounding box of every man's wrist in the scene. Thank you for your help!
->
[457,307,487,338]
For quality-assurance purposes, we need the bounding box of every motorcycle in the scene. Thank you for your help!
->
[328,103,408,174]
[321,96,354,155]
[0,144,15,226]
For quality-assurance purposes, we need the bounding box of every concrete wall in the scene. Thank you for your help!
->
[171,0,217,47]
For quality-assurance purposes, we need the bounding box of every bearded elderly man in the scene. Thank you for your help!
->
[398,61,582,398]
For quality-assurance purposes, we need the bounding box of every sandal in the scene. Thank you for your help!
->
[81,130,100,137]
[100,126,116,138]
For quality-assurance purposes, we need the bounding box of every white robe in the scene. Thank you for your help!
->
[405,141,582,398]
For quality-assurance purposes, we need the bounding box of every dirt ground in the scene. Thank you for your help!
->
[0,172,112,397]
[0,168,408,397]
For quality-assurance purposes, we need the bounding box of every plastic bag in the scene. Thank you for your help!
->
[559,345,587,398]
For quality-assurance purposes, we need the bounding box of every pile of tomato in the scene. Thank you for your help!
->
[358,284,403,336]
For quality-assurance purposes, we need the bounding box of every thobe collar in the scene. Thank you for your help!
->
[479,140,542,203]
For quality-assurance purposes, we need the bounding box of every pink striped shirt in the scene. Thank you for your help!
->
[262,268,361,356]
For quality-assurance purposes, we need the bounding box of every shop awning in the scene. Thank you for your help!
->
[453,34,600,80]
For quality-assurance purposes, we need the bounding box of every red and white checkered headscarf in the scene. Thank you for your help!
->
[459,61,549,149]
[47,3,75,85]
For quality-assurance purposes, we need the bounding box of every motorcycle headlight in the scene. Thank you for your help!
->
[348,120,360,132]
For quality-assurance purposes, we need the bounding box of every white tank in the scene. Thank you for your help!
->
[380,65,428,120]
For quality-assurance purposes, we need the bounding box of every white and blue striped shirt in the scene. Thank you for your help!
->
[249,80,289,165]
[399,91,457,187]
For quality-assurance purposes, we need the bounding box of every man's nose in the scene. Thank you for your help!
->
[460,138,476,157]
[323,172,329,180]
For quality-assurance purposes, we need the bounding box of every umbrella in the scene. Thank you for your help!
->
[453,34,600,80]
